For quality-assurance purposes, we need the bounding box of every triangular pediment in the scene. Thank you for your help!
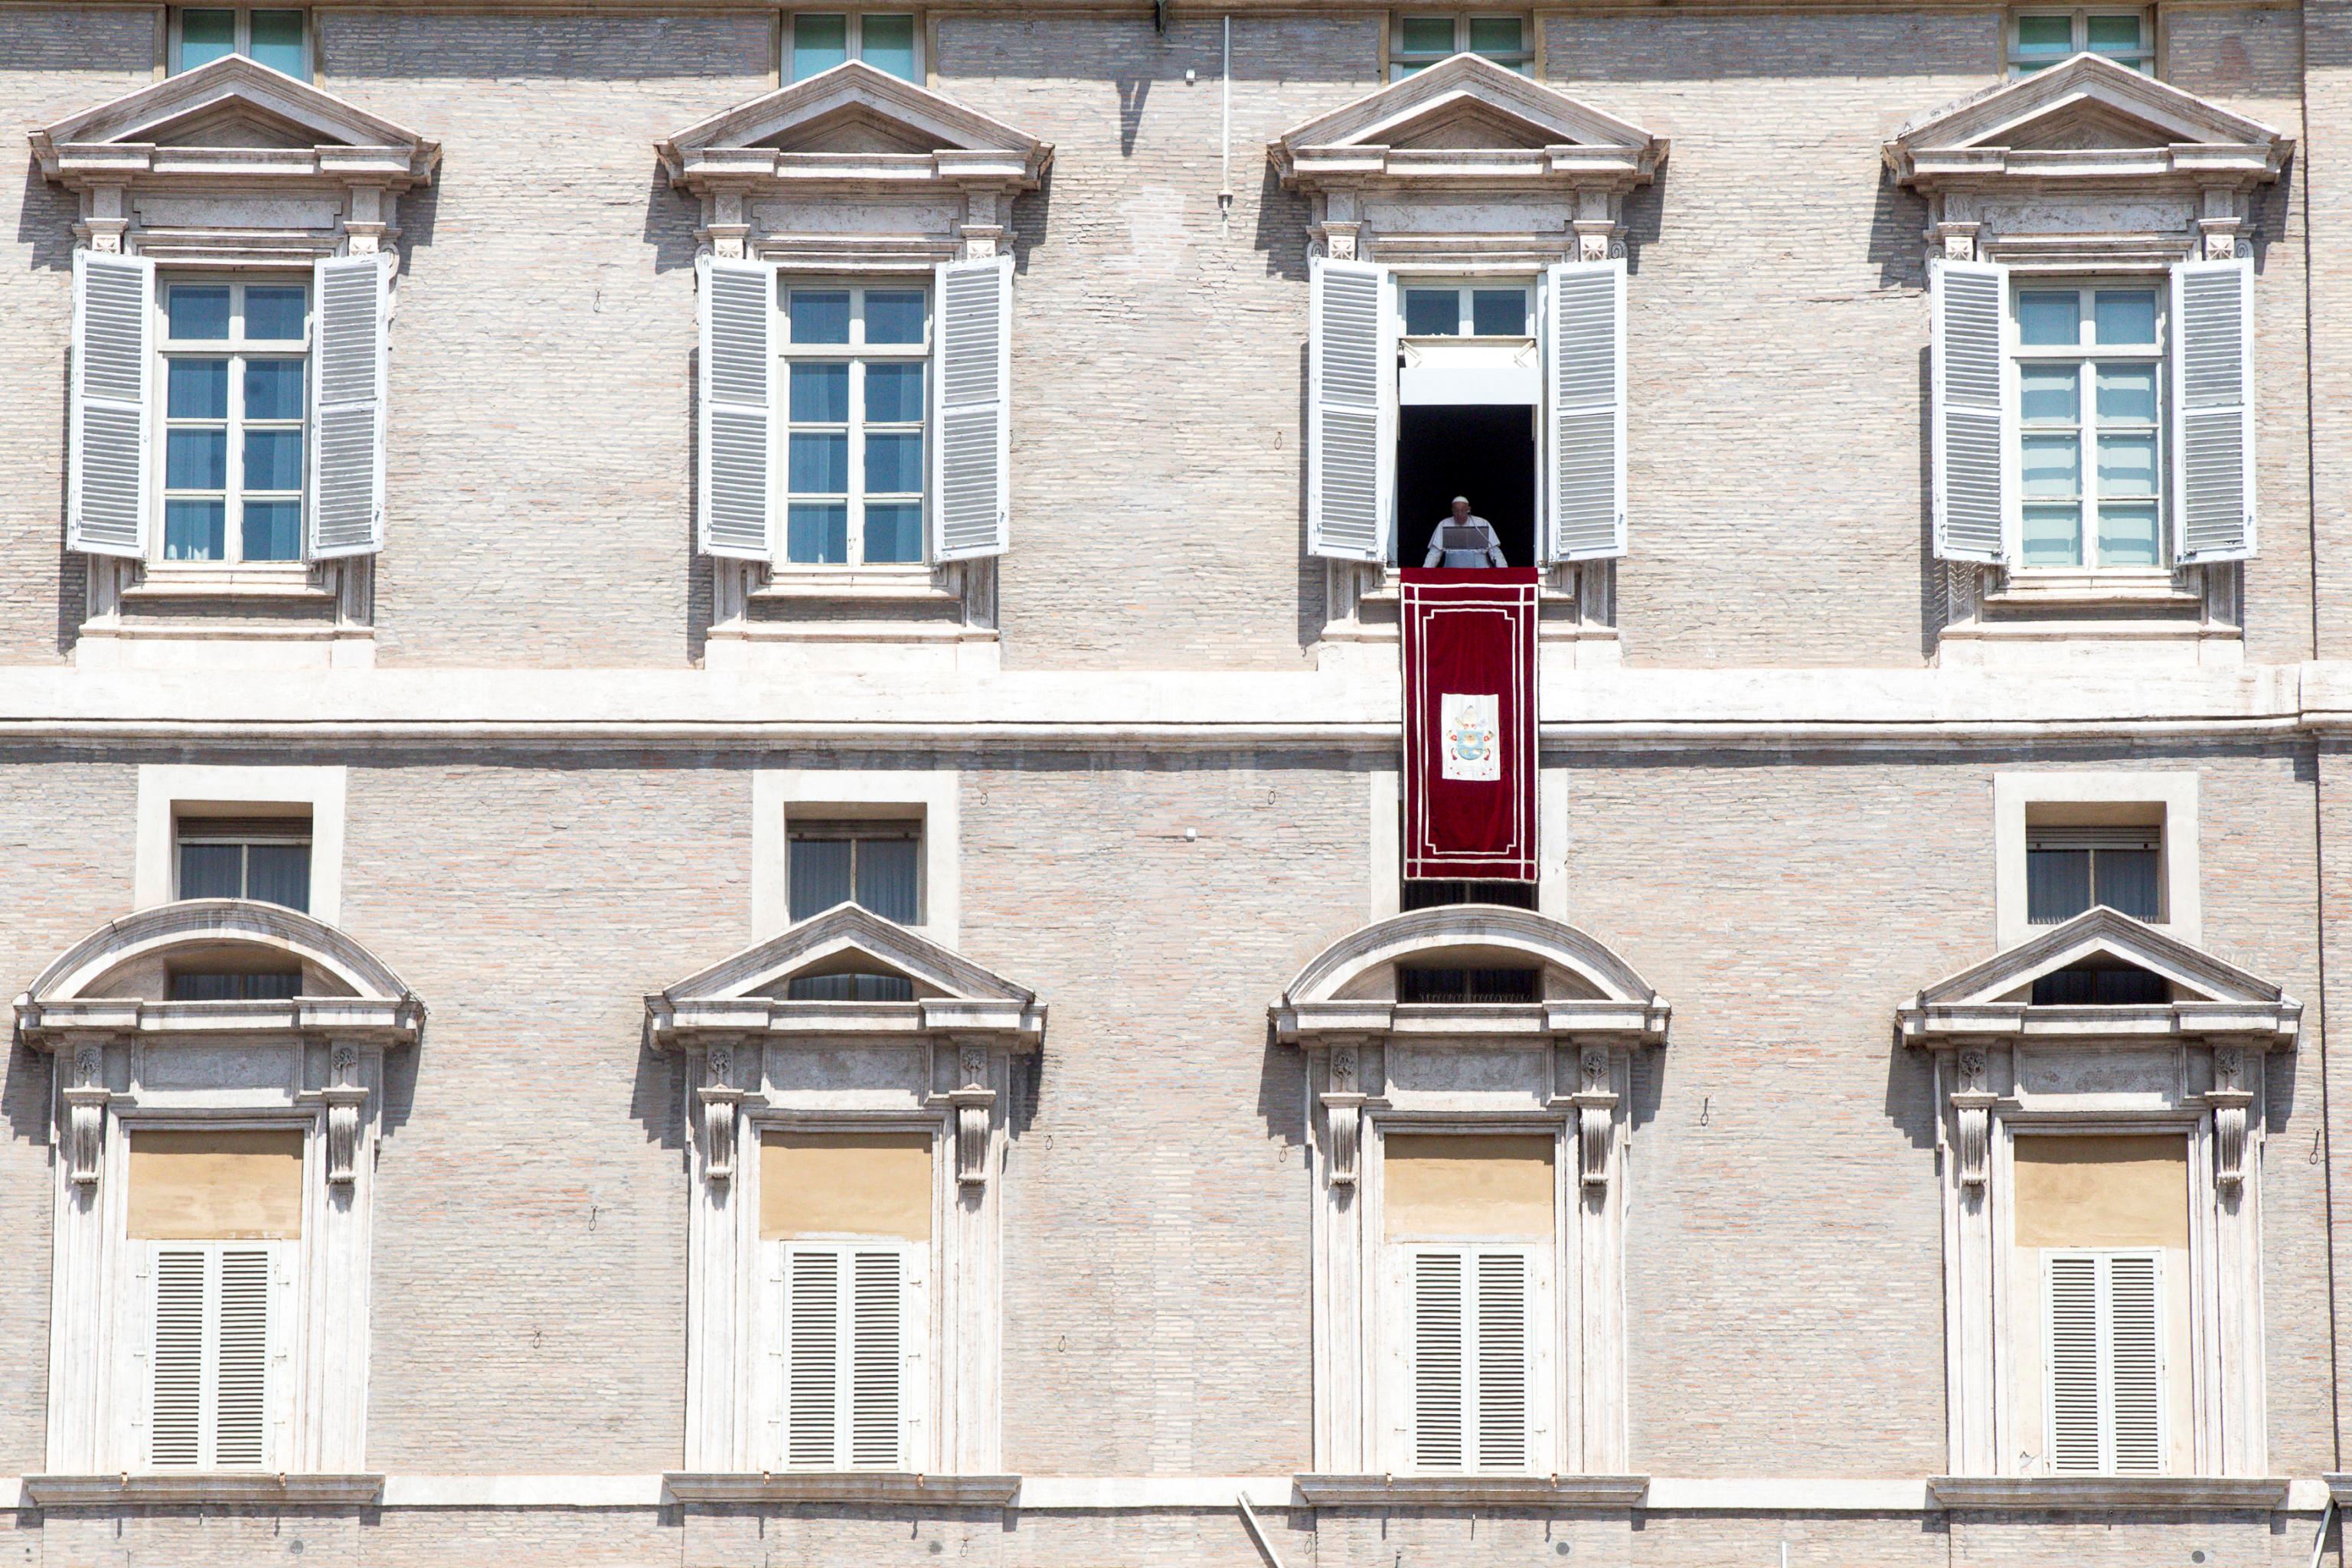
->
[656,903,1034,1008]
[31,54,436,162]
[658,60,1050,181]
[1272,53,1662,163]
[1913,907,2288,1010]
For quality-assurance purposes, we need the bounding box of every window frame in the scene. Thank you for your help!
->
[1992,772,2198,949]
[2009,275,2169,573]
[174,815,315,910]
[154,272,313,569]
[786,10,924,83]
[1397,278,1537,342]
[755,769,961,947]
[168,7,314,79]
[2007,7,2155,77]
[779,277,933,570]
[786,815,925,926]
[1389,11,1534,79]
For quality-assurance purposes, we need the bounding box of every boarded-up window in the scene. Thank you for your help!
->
[128,1130,305,1241]
[760,1131,933,1242]
[2013,1135,2188,1250]
[1384,1134,1554,1242]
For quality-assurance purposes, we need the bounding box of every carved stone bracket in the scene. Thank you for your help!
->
[2209,1043,2252,1193]
[698,1043,746,1186]
[1570,1046,1619,1190]
[322,1042,367,1187]
[1321,1041,1368,1188]
[64,1044,108,1187]
[949,1041,995,1187]
[1952,1047,1995,1191]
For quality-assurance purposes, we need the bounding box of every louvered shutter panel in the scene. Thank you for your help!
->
[1474,1252,1530,1470]
[1931,258,2009,564]
[1542,260,1627,562]
[2105,1253,2163,1474]
[149,1247,207,1468]
[1307,256,1393,563]
[786,1247,841,1466]
[1411,1250,1465,1470]
[213,1248,272,1467]
[2046,1253,2102,1472]
[933,253,1012,562]
[699,256,776,560]
[2171,258,2256,563]
[849,1249,903,1468]
[309,253,389,558]
[68,250,153,559]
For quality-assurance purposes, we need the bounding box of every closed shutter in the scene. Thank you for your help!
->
[1307,256,1393,563]
[849,1249,904,1468]
[310,253,389,558]
[699,256,776,560]
[1931,258,2009,564]
[2046,1253,2102,1473]
[1474,1252,1529,1470]
[68,250,153,559]
[149,1247,207,1467]
[933,253,1012,561]
[782,1241,915,1468]
[2045,1250,2164,1475]
[1542,259,1627,562]
[786,1246,841,1465]
[2171,257,2256,563]
[1410,1250,1465,1469]
[1408,1246,1534,1473]
[149,1241,280,1469]
[2106,1253,2163,1474]
[212,1249,272,1466]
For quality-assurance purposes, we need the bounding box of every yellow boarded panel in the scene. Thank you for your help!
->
[128,1129,305,1240]
[1383,1133,1554,1241]
[761,1131,933,1242]
[2013,1134,2189,1250]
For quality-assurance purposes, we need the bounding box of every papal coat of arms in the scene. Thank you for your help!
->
[1438,693,1501,782]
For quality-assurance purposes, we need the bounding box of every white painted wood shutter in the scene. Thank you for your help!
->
[1409,1246,1532,1472]
[933,253,1012,562]
[67,250,153,559]
[310,253,390,558]
[1930,257,2009,564]
[2045,1250,2163,1475]
[782,1242,919,1469]
[1541,259,1627,562]
[699,256,776,560]
[1307,256,1393,563]
[2171,257,2256,563]
[147,1242,283,1469]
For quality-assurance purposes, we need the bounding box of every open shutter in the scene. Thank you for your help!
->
[700,256,776,560]
[68,250,153,559]
[848,1248,904,1468]
[1542,259,1627,562]
[933,253,1012,561]
[2046,1253,2101,1472]
[212,1247,272,1468]
[1410,1250,1465,1470]
[1931,257,2009,564]
[786,1246,841,1466]
[2105,1253,2163,1474]
[310,253,389,558]
[1473,1251,1530,1470]
[2171,257,2256,563]
[149,1247,207,1468]
[1307,256,1393,563]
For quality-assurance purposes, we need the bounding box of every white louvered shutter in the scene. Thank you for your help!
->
[309,253,389,558]
[2171,257,2256,563]
[699,256,776,560]
[212,1248,273,1467]
[782,1242,914,1468]
[1931,258,2009,564]
[1542,259,1627,562]
[149,1247,207,1467]
[786,1246,841,1465]
[849,1249,905,1468]
[2046,1253,2102,1473]
[2105,1253,2163,1474]
[2046,1250,2164,1475]
[149,1242,279,1469]
[933,253,1012,561]
[1307,256,1393,562]
[68,250,153,558]
[1474,1252,1530,1470]
[1410,1250,1465,1470]
[1408,1246,1535,1473]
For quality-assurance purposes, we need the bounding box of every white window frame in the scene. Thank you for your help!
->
[2007,7,2154,76]
[1389,11,1534,78]
[154,273,313,569]
[135,764,347,926]
[173,814,315,910]
[2010,274,2170,573]
[753,767,959,946]
[1992,770,2199,949]
[168,6,314,79]
[1398,279,1536,341]
[779,278,932,570]
[786,11,924,82]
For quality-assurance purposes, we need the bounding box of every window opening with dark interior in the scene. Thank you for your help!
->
[1396,280,1537,569]
[1402,879,1538,911]
[2030,959,2168,1006]
[168,969,302,1001]
[787,818,921,924]
[2027,823,2161,924]
[1397,965,1540,1004]
[175,815,312,912]
[783,971,916,1001]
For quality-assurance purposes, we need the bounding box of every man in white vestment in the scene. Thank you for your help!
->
[1421,496,1508,567]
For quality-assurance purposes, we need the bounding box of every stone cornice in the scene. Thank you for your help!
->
[19,898,418,1014]
[21,1472,387,1508]
[1925,1475,2289,1511]
[1276,998,1669,1045]
[18,995,422,1047]
[1293,1473,1650,1508]
[663,1471,1021,1505]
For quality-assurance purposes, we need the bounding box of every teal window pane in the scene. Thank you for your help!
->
[789,289,851,345]
[1392,60,1429,77]
[168,286,231,340]
[2097,504,2162,566]
[792,13,849,79]
[865,290,926,345]
[2094,289,2157,345]
[1471,289,1526,335]
[1404,289,1458,335]
[864,501,923,563]
[167,429,227,489]
[2020,433,2081,498]
[789,362,848,422]
[2020,505,2083,566]
[247,11,307,77]
[1397,16,1455,53]
[2017,291,2079,346]
[245,286,307,340]
[786,502,848,563]
[243,428,305,491]
[178,9,236,69]
[2085,13,2144,52]
[861,14,916,79]
[2019,365,2079,424]
[1466,15,1523,53]
[865,431,923,493]
[2095,362,2157,423]
[164,499,226,560]
[242,500,302,560]
[865,362,925,423]
[2096,432,2158,497]
[168,359,228,419]
[788,431,847,493]
[243,359,305,420]
[2014,14,2074,54]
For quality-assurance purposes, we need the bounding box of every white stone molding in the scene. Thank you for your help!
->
[20,1472,386,1508]
[1896,906,2297,1480]
[750,766,961,948]
[1273,906,1667,1480]
[1925,1475,2288,1511]
[15,900,423,1478]
[1991,769,2200,950]
[646,903,1044,1481]
[663,1472,1021,1505]
[1293,1473,1649,1508]
[133,763,348,926]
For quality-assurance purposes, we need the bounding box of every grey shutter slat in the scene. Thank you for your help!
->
[848,1249,903,1468]
[700,256,776,560]
[933,253,1011,562]
[149,1247,206,1468]
[1411,1250,1465,1470]
[1307,256,1393,563]
[1932,258,2009,564]
[310,253,389,558]
[786,1247,841,1466]
[213,1248,272,1468]
[2171,258,2256,563]
[1473,1252,1529,1470]
[2046,1253,2102,1473]
[68,250,152,559]
[2106,1253,2163,1474]
[1543,259,1627,562]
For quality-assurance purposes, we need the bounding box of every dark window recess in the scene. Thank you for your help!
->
[168,969,302,1001]
[788,820,920,924]
[2026,825,2161,924]
[175,815,312,912]
[1402,880,1539,912]
[1397,965,1540,1004]
[784,972,916,1002]
[2030,963,2168,1006]
[1393,403,1537,568]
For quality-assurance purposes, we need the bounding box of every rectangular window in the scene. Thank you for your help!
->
[2009,8,2153,74]
[787,818,921,923]
[789,12,920,82]
[1401,283,1534,340]
[175,814,313,911]
[2027,824,2162,923]
[782,283,929,567]
[2044,1250,2164,1473]
[158,277,311,565]
[2014,280,2165,570]
[171,8,311,77]
[1391,12,1532,78]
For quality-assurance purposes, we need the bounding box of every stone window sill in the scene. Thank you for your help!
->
[1983,567,2200,607]
[21,1472,386,1508]
[118,564,334,603]
[662,1471,1021,1506]
[1292,1473,1651,1508]
[750,566,959,605]
[1924,1475,2289,1511]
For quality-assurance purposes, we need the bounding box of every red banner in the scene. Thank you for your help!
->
[1400,568,1538,883]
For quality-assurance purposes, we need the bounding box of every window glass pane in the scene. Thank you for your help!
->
[786,502,848,564]
[168,359,229,419]
[247,11,307,77]
[2094,362,2156,423]
[2084,12,2144,53]
[789,289,851,345]
[2096,433,2158,498]
[2093,289,2157,345]
[854,836,920,923]
[243,501,302,561]
[2020,505,2083,567]
[865,432,923,494]
[2014,13,2075,54]
[2019,365,2079,424]
[790,362,849,423]
[243,359,305,420]
[1465,15,1524,53]
[2017,290,2080,346]
[168,286,232,340]
[864,502,924,564]
[792,13,850,79]
[1397,15,1457,53]
[789,431,848,493]
[2027,847,2092,923]
[2020,433,2079,498]
[243,429,304,491]
[1470,289,1527,335]
[2095,848,2161,920]
[244,843,311,910]
[864,291,926,345]
[178,9,237,69]
[168,971,242,1001]
[1403,289,1459,336]
[167,428,227,490]
[865,362,925,423]
[244,286,306,340]
[860,13,917,79]
[2097,504,2162,567]
[789,836,854,919]
[164,500,226,560]
[178,841,245,900]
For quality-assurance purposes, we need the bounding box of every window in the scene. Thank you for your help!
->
[1402,283,1531,339]
[171,8,311,77]
[1401,879,1538,913]
[1396,965,1538,1003]
[2027,822,2161,924]
[789,12,920,82]
[788,818,921,923]
[159,277,310,565]
[1994,776,2197,949]
[2014,281,2164,570]
[783,284,929,567]
[1390,13,1531,78]
[168,969,303,1001]
[2044,1251,2164,1472]
[2008,8,2152,75]
[175,814,312,910]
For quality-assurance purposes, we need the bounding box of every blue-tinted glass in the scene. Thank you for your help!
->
[243,501,302,560]
[792,13,849,79]
[2095,363,2157,423]
[789,289,851,345]
[168,358,229,418]
[865,362,924,422]
[789,836,854,918]
[2019,365,2077,425]
[2094,289,2157,345]
[2085,13,2144,54]
[1403,289,1458,336]
[243,429,304,491]
[245,842,310,910]
[2020,505,2082,567]
[790,363,848,423]
[178,841,244,899]
[854,835,920,922]
[789,431,847,493]
[786,502,848,563]
[169,286,231,340]
[864,502,923,563]
[865,432,923,494]
[2014,14,2073,56]
[244,286,307,340]
[2097,504,2161,567]
[2017,291,2079,346]
[177,9,235,70]
[861,13,917,78]
[167,429,227,489]
[1467,15,1524,54]
[164,499,226,560]
[2095,848,2161,919]
[243,359,305,420]
[864,291,925,345]
[1471,289,1526,335]
[2027,848,2092,923]
[247,11,307,77]
[1397,15,1455,53]
[2020,433,2080,498]
[2096,433,2158,498]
